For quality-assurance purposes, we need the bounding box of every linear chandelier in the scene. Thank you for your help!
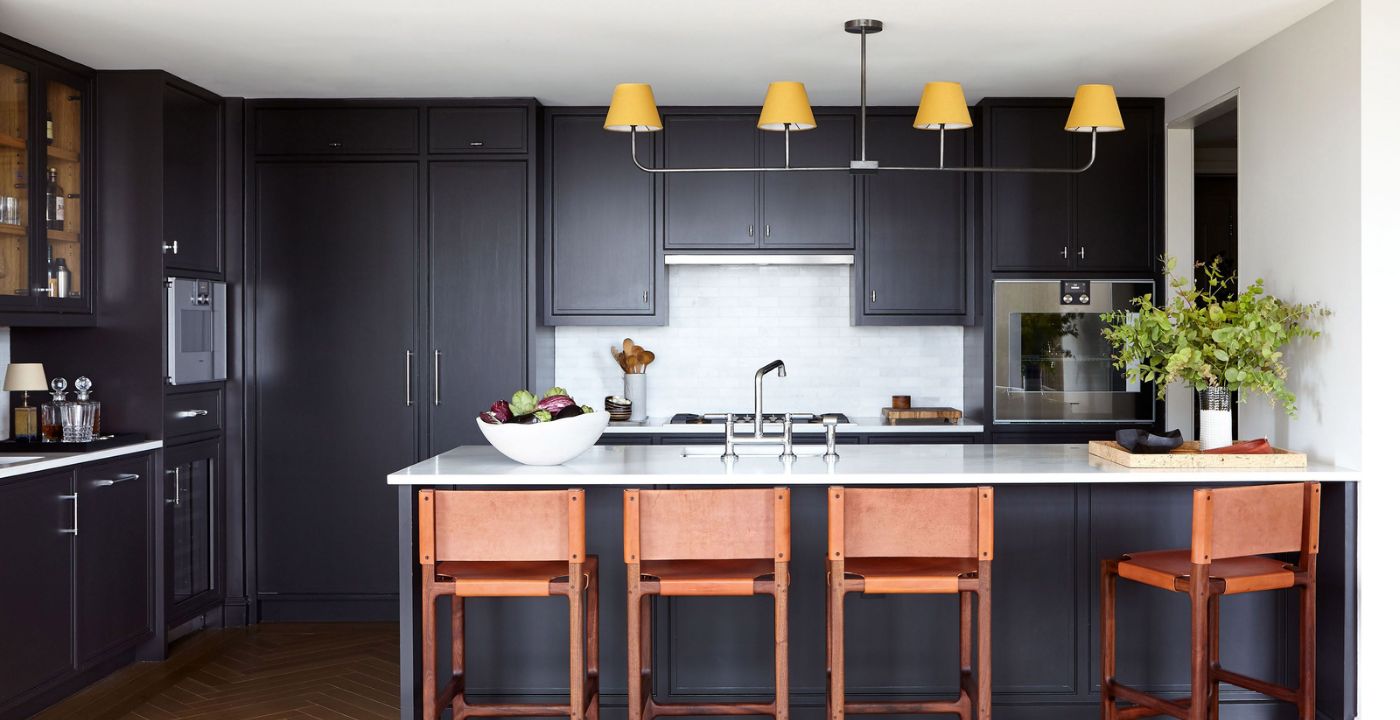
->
[603,18,1124,175]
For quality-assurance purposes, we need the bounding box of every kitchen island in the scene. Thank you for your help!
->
[389,444,1358,720]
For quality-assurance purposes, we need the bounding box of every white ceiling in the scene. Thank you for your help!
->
[0,0,1333,104]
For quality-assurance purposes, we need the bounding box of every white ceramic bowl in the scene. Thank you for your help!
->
[477,410,609,466]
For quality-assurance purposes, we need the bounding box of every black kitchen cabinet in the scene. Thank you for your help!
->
[544,110,660,323]
[254,106,419,155]
[0,471,74,708]
[76,455,152,665]
[856,113,973,324]
[162,78,223,276]
[428,106,528,153]
[983,98,1162,273]
[662,114,759,248]
[660,111,856,251]
[165,437,221,624]
[254,161,418,617]
[429,160,529,451]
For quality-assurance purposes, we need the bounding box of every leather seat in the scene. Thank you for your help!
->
[434,560,572,597]
[843,556,979,594]
[641,558,778,596]
[1118,549,1298,595]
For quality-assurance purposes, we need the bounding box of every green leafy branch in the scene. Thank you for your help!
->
[1099,257,1328,416]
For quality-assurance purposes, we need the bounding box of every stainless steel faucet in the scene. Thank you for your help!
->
[752,359,786,439]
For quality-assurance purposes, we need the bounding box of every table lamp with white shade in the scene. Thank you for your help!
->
[4,362,48,441]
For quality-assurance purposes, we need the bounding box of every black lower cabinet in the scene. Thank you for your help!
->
[76,456,153,664]
[165,438,222,624]
[0,471,75,711]
[254,161,419,620]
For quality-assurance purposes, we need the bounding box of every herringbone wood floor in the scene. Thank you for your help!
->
[33,623,399,720]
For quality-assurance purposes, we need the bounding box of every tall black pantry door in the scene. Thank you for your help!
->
[254,162,418,617]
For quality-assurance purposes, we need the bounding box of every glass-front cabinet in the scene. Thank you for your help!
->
[0,51,91,318]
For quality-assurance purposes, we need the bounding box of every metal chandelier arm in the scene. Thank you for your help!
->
[882,128,1100,174]
[628,126,849,174]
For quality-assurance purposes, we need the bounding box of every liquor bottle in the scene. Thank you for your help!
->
[45,167,64,231]
[73,376,99,442]
[41,377,67,443]
[45,111,54,146]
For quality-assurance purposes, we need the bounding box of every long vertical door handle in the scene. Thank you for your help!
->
[433,350,442,406]
[166,468,181,506]
[60,493,78,535]
[405,350,414,407]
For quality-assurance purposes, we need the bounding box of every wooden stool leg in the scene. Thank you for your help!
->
[452,596,465,685]
[976,561,992,720]
[422,581,439,720]
[1207,594,1220,720]
[773,562,790,720]
[569,564,585,720]
[627,563,643,720]
[1188,569,1210,720]
[1101,560,1117,720]
[587,560,600,720]
[830,579,846,720]
[1299,580,1317,720]
[960,590,974,720]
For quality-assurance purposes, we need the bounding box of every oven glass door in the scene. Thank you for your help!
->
[993,280,1156,423]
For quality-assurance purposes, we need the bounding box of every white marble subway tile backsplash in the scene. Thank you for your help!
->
[553,266,963,419]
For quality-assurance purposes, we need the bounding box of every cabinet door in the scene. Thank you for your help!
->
[428,107,528,154]
[429,161,527,451]
[38,69,90,310]
[163,83,223,276]
[548,113,657,318]
[661,115,759,249]
[0,55,36,310]
[166,439,219,620]
[0,471,74,702]
[860,116,970,319]
[987,105,1074,271]
[76,456,151,664]
[760,114,856,249]
[254,107,418,155]
[255,161,417,601]
[1073,104,1157,272]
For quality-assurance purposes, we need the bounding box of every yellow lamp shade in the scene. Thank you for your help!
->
[604,83,663,132]
[757,81,817,131]
[913,82,972,130]
[1065,84,1124,132]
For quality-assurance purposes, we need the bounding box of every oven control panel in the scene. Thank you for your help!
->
[1060,280,1091,305]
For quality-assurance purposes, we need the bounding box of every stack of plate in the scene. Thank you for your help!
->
[604,396,632,422]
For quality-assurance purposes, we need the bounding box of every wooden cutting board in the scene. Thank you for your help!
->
[881,407,962,425]
[1087,440,1308,468]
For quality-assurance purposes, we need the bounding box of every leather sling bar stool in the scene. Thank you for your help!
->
[418,489,599,720]
[827,486,995,720]
[624,488,791,720]
[1101,481,1322,720]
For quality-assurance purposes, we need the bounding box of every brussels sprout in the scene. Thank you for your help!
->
[579,405,594,414]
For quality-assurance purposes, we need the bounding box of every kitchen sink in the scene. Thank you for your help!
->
[680,445,828,458]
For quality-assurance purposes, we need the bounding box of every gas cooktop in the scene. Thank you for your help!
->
[669,413,852,425]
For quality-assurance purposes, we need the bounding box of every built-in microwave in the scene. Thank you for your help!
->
[167,278,227,385]
[992,279,1155,424]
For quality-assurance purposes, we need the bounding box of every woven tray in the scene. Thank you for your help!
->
[1087,440,1308,468]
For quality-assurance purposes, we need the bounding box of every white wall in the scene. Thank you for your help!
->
[1164,0,1361,468]
[554,265,964,419]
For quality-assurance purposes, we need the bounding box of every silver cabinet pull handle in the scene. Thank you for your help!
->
[60,493,78,534]
[405,350,414,407]
[163,239,179,255]
[1078,246,1086,259]
[870,289,877,304]
[32,287,50,295]
[433,350,442,407]
[95,473,141,487]
[642,289,649,304]
[166,468,181,506]
[1061,246,1069,259]
[748,225,754,237]
[764,224,772,238]
[175,409,209,418]
[467,141,485,148]
[328,141,343,149]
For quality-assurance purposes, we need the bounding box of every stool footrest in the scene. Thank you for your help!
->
[1106,681,1189,720]
[647,700,777,717]
[459,703,571,717]
[845,695,970,715]
[1213,667,1298,703]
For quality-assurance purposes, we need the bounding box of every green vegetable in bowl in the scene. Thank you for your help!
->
[533,409,553,422]
[544,386,570,399]
[509,390,538,417]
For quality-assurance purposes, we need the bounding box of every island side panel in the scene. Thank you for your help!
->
[399,485,421,720]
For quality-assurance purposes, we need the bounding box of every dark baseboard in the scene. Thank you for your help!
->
[0,647,139,720]
[257,594,398,622]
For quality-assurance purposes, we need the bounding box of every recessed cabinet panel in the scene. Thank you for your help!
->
[0,59,32,304]
[0,471,74,702]
[548,113,656,317]
[860,115,970,319]
[662,115,759,249]
[43,76,86,306]
[76,456,151,664]
[760,114,856,249]
[163,83,223,275]
[987,106,1074,271]
[254,107,418,155]
[429,107,528,153]
[1073,105,1157,272]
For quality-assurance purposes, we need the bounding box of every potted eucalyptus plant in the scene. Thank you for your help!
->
[1099,258,1326,450]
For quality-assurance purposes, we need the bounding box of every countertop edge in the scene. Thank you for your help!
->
[603,418,985,434]
[0,440,165,480]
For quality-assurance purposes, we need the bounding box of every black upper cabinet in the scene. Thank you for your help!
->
[0,471,74,707]
[430,160,528,450]
[162,80,223,276]
[660,111,856,251]
[76,455,152,665]
[254,107,418,155]
[984,99,1162,273]
[856,114,972,324]
[545,111,659,323]
[760,114,856,249]
[429,106,528,153]
[662,115,758,248]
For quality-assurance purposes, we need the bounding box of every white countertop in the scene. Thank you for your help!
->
[603,417,984,434]
[0,439,164,480]
[388,443,1358,486]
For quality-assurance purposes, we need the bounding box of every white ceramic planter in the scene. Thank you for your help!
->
[623,373,647,422]
[477,411,609,466]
